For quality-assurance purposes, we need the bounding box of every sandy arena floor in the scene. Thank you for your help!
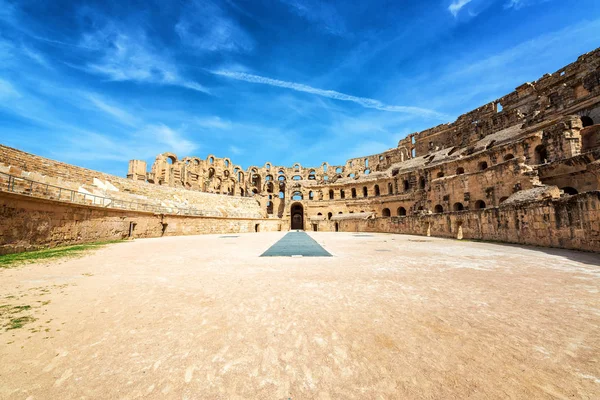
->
[1,232,599,399]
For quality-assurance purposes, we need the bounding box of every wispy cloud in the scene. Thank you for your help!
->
[86,94,138,127]
[175,0,253,53]
[280,0,346,36]
[211,70,446,118]
[195,116,232,130]
[0,78,20,99]
[141,124,198,155]
[504,0,551,10]
[80,24,210,94]
[228,145,243,155]
[449,0,474,17]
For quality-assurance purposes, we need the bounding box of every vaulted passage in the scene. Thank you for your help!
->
[290,203,304,230]
[260,231,332,257]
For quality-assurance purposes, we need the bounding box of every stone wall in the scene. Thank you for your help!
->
[0,191,281,255]
[333,191,600,253]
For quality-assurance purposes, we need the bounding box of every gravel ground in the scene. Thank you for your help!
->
[1,232,599,399]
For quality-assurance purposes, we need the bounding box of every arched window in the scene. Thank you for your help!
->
[279,191,285,199]
[387,182,393,195]
[437,171,444,178]
[456,167,464,175]
[397,207,406,216]
[335,167,342,174]
[419,177,426,189]
[278,175,286,181]
[323,175,329,181]
[209,156,214,164]
[292,175,302,181]
[266,201,273,214]
[561,187,578,195]
[266,182,274,193]
[382,208,391,217]
[329,189,334,200]
[224,159,230,167]
[308,170,316,180]
[292,191,303,201]
[364,169,371,175]
[374,185,380,196]
[208,168,215,178]
[478,161,488,171]
[534,145,548,164]
[503,154,515,161]
[403,180,409,191]
[327,212,332,220]
[265,175,272,181]
[434,204,444,213]
[453,202,464,211]
[474,200,486,210]
[309,191,314,200]
[351,188,357,198]
[363,186,368,197]
[340,190,345,199]
[581,116,594,127]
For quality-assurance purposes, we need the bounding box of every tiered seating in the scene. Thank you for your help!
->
[0,160,265,219]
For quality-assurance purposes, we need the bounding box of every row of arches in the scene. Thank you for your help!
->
[378,200,487,218]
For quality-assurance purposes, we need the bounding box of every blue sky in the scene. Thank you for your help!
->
[1,0,599,176]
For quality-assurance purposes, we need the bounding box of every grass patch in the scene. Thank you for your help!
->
[0,240,123,268]
[6,316,36,330]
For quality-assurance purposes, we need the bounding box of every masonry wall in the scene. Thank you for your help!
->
[336,192,600,253]
[0,192,281,255]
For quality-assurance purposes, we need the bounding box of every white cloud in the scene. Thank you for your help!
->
[196,116,232,130]
[175,0,253,53]
[0,78,20,99]
[212,70,446,118]
[86,94,138,127]
[229,145,243,155]
[141,124,198,155]
[504,0,550,10]
[81,26,210,94]
[280,0,346,36]
[449,0,473,17]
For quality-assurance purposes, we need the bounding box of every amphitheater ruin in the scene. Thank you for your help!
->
[2,48,600,253]
[0,48,599,398]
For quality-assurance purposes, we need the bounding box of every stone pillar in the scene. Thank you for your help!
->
[127,160,147,181]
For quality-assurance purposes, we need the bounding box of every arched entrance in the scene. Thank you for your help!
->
[290,203,304,230]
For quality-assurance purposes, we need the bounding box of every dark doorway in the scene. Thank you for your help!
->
[291,203,304,230]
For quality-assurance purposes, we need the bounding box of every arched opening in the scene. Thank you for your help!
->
[437,171,444,178]
[534,145,548,164]
[334,222,339,232]
[267,201,273,214]
[290,203,304,230]
[387,182,393,195]
[453,202,464,211]
[397,207,406,216]
[351,188,357,198]
[329,189,334,200]
[255,224,260,232]
[363,186,368,197]
[224,159,230,167]
[434,204,444,213]
[561,187,578,195]
[364,169,371,175]
[335,167,342,174]
[309,191,314,200]
[266,182,274,193]
[456,167,464,175]
[478,161,488,171]
[209,157,214,164]
[292,191,303,201]
[252,174,261,189]
[474,200,486,210]
[403,180,409,191]
[308,170,316,180]
[419,177,426,190]
[374,185,380,196]
[382,208,391,217]
[340,190,345,199]
[503,154,515,161]
[208,168,215,178]
[327,212,332,220]
[581,116,594,127]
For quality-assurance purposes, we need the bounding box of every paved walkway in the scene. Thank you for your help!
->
[260,231,332,257]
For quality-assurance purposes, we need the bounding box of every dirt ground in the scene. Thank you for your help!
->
[0,232,599,399]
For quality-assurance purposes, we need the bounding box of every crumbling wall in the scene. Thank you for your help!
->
[336,192,600,253]
[0,191,281,255]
